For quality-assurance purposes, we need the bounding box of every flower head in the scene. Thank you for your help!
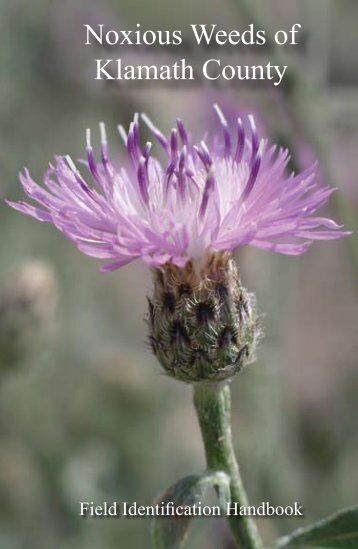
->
[7,105,350,272]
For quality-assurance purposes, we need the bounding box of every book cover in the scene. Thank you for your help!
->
[0,1,357,548]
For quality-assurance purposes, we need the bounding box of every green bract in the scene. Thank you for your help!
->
[148,252,259,382]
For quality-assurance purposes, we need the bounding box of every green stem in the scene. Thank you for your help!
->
[193,382,263,549]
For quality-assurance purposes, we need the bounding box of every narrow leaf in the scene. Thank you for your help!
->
[152,471,230,549]
[277,505,358,548]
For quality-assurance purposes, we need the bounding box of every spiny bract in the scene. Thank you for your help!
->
[148,252,259,382]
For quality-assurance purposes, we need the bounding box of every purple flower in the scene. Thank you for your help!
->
[7,105,350,272]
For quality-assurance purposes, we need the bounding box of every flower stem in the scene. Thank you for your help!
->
[193,382,263,549]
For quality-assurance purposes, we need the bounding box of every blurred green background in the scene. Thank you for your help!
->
[0,0,357,547]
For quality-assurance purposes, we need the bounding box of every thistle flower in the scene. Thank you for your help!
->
[7,106,350,381]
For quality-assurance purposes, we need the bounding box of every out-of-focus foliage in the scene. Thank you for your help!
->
[0,260,58,369]
[0,1,357,548]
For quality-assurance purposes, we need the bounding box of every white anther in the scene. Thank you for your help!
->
[99,121,107,145]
